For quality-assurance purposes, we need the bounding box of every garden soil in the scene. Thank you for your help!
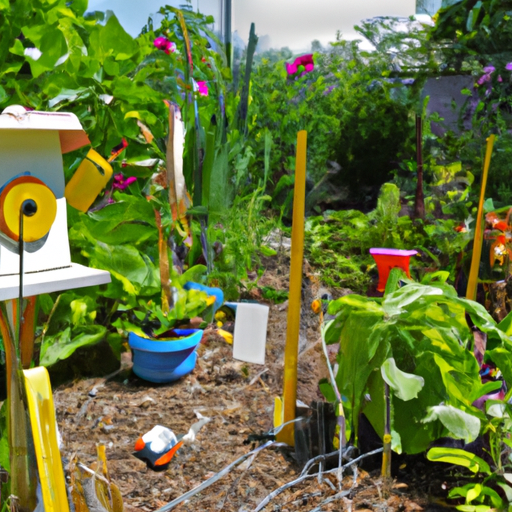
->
[53,255,456,512]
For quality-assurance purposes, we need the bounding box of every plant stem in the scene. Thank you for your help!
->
[381,382,392,478]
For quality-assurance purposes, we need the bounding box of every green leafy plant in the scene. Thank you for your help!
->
[305,183,471,292]
[320,269,512,455]
[111,265,211,339]
[426,396,512,512]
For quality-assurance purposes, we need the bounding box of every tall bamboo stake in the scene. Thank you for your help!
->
[276,131,307,446]
[466,135,496,301]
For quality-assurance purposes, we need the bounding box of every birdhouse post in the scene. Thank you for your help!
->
[0,105,111,510]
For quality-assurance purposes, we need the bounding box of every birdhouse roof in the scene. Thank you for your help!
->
[0,105,90,154]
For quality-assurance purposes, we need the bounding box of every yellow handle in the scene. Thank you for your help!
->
[65,148,113,212]
[24,366,70,512]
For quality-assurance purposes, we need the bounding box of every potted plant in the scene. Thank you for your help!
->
[113,266,216,383]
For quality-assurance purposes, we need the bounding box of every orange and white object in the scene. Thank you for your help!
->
[133,415,210,471]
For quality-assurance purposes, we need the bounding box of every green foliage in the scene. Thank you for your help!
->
[207,187,277,300]
[431,0,512,68]
[112,286,209,338]
[321,271,512,454]
[37,289,123,367]
[260,286,288,304]
[427,407,512,512]
[0,1,255,363]
[244,17,447,211]
[305,183,471,292]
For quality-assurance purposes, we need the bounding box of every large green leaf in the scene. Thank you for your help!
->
[365,364,443,454]
[89,242,159,297]
[83,200,158,245]
[324,294,383,344]
[383,283,444,316]
[40,325,107,366]
[485,347,512,389]
[334,309,389,443]
[427,447,491,475]
[381,358,424,401]
[88,14,138,63]
[422,405,480,444]
[25,27,69,77]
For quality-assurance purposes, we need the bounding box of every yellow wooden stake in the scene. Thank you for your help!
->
[276,131,307,446]
[466,134,496,301]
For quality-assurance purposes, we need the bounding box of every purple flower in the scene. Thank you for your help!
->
[477,73,491,85]
[323,85,336,95]
[483,65,495,74]
[113,173,136,190]
[506,62,512,71]
[154,36,176,55]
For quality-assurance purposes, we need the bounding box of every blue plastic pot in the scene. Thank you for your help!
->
[128,329,203,383]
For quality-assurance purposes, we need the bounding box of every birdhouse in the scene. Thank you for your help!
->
[0,105,111,299]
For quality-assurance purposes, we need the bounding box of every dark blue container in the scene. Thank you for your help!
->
[128,329,203,383]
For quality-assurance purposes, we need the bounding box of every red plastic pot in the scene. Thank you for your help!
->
[369,248,418,292]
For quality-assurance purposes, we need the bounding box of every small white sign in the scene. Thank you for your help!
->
[231,302,269,365]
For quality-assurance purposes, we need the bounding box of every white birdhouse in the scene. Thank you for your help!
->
[0,105,111,299]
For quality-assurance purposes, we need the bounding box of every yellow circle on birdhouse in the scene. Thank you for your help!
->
[0,176,57,242]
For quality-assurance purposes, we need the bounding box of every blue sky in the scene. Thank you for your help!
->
[86,0,416,50]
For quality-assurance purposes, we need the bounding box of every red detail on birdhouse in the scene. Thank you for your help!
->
[370,248,418,292]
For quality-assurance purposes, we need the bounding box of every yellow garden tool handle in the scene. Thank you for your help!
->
[24,366,70,512]
[276,131,307,446]
[466,134,496,301]
[65,148,113,212]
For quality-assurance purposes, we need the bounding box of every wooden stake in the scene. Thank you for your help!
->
[276,131,307,446]
[467,135,496,301]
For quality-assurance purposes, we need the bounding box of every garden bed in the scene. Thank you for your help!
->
[53,263,455,511]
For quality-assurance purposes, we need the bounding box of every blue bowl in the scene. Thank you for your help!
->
[128,329,203,383]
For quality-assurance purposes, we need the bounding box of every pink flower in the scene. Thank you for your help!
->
[113,173,136,191]
[498,75,503,82]
[297,54,314,67]
[286,62,297,74]
[286,54,314,77]
[197,81,208,96]
[154,36,176,55]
